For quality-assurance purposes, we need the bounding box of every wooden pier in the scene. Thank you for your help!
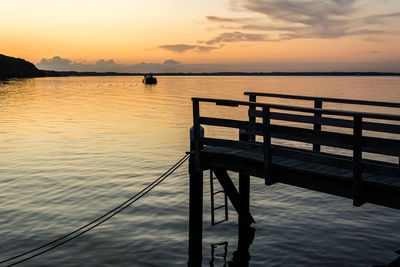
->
[188,92,400,265]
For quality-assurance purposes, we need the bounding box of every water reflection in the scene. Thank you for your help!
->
[228,226,255,267]
[190,226,256,267]
[1,76,399,266]
[210,242,228,267]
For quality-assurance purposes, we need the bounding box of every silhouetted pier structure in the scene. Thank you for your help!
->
[188,92,400,265]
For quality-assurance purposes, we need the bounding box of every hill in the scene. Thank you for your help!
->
[0,54,42,79]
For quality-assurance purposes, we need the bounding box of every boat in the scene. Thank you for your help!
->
[143,74,157,84]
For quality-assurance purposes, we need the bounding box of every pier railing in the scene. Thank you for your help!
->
[244,92,400,151]
[192,96,400,205]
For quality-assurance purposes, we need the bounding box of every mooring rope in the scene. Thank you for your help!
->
[0,154,190,267]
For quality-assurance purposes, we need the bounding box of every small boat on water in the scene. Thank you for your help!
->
[143,74,157,84]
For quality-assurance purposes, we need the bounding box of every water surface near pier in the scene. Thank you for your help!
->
[0,76,399,266]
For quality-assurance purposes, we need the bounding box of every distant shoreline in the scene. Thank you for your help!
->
[2,54,400,79]
[41,70,400,77]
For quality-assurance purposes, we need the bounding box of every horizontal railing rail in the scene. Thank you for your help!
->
[193,97,400,121]
[249,110,400,134]
[244,92,400,108]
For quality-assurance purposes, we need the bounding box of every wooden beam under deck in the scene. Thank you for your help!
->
[200,146,400,210]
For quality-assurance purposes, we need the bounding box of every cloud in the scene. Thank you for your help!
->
[155,0,400,54]
[159,31,266,54]
[364,12,400,24]
[158,44,198,53]
[159,44,219,53]
[206,16,254,24]
[243,0,357,25]
[205,31,266,45]
[36,56,230,72]
[35,56,400,72]
[205,0,400,40]
[163,59,180,65]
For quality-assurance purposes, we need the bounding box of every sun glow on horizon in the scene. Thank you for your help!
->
[1,0,400,72]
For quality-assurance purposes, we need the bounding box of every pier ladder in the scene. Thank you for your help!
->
[210,170,229,225]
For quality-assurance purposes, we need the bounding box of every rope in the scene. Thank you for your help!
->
[0,154,189,267]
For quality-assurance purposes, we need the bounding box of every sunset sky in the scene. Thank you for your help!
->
[1,0,400,72]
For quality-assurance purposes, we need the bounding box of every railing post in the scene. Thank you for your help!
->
[248,94,257,142]
[313,100,322,152]
[263,107,272,185]
[352,115,363,207]
[188,99,204,266]
[192,100,202,172]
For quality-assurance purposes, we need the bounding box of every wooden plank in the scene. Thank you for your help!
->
[215,99,239,107]
[272,145,353,169]
[250,110,315,123]
[200,117,263,131]
[363,136,400,156]
[203,140,398,177]
[251,110,400,134]
[269,125,354,150]
[363,162,400,177]
[322,117,353,128]
[204,138,263,153]
[363,121,400,134]
[194,97,400,121]
[244,92,400,108]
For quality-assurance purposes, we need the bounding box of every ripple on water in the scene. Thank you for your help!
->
[0,76,399,266]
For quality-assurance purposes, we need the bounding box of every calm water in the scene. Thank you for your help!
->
[0,76,399,267]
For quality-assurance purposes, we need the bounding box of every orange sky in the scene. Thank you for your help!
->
[1,0,400,71]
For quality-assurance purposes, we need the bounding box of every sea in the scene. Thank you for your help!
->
[0,76,399,267]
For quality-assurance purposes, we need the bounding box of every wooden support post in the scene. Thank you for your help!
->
[188,161,203,266]
[353,115,364,207]
[248,94,257,142]
[313,100,322,152]
[263,107,273,185]
[188,100,204,266]
[239,131,251,242]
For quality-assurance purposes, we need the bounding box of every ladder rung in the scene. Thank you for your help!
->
[213,205,226,210]
[213,219,228,225]
[213,190,225,195]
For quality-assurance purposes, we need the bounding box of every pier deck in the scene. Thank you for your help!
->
[188,92,400,265]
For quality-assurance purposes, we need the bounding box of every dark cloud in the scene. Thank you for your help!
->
[36,56,230,72]
[156,0,399,54]
[205,0,400,40]
[364,12,400,24]
[243,0,357,25]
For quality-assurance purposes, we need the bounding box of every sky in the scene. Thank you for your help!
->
[1,0,400,72]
